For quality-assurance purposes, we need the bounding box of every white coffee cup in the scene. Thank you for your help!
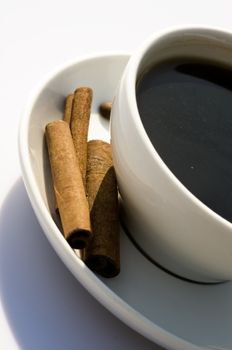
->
[111,26,232,283]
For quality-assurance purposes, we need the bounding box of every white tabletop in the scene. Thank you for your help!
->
[1,1,232,349]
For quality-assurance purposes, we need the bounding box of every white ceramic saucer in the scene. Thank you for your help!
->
[19,53,232,350]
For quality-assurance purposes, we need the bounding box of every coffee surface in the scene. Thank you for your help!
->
[136,59,232,221]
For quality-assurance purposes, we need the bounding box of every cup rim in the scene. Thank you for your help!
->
[125,25,232,230]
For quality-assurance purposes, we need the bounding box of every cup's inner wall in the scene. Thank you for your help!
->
[136,29,232,83]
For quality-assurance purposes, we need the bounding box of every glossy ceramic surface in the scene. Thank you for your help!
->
[111,27,232,282]
[19,53,232,350]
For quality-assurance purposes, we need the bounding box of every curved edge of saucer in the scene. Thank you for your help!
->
[18,52,202,350]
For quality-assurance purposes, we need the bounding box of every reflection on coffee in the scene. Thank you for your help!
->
[136,59,232,222]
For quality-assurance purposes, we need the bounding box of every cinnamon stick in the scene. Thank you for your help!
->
[54,93,74,214]
[71,87,93,186]
[99,101,112,119]
[83,140,120,277]
[63,94,74,124]
[45,120,92,249]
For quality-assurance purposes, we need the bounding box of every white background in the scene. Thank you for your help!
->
[1,1,232,349]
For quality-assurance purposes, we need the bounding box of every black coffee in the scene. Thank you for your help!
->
[136,59,232,222]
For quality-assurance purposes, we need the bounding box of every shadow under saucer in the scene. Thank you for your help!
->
[0,178,156,350]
